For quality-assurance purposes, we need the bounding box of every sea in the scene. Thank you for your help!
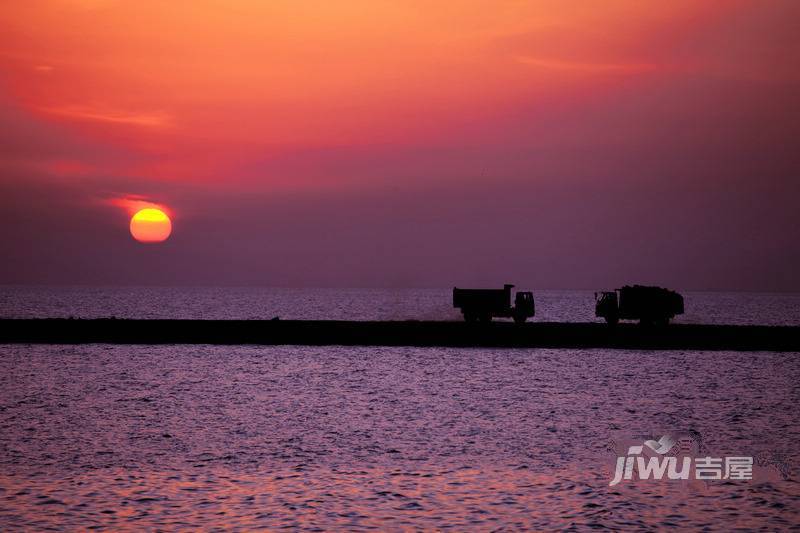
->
[1,287,799,530]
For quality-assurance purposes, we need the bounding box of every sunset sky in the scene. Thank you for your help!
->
[1,0,798,289]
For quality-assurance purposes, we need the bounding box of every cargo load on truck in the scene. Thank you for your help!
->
[453,284,535,324]
[595,285,684,326]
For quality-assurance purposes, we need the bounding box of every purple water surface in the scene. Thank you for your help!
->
[1,344,797,529]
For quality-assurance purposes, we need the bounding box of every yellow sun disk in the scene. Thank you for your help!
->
[130,208,172,243]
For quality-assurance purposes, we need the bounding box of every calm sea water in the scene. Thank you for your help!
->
[2,286,800,325]
[1,344,798,530]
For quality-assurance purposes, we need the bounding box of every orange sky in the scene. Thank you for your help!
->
[0,1,733,185]
[1,1,798,289]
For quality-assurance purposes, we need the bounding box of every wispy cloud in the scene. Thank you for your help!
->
[39,105,172,127]
[517,56,658,74]
[106,194,172,217]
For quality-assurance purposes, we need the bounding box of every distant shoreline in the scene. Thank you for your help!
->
[1,320,798,352]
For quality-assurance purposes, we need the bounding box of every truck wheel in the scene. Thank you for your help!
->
[479,314,491,324]
[464,313,477,323]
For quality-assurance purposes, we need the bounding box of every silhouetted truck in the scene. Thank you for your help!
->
[453,284,535,323]
[595,285,684,326]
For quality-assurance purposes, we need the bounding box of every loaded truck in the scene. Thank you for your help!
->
[453,284,535,324]
[595,285,684,326]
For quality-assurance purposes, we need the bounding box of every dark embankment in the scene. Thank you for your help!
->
[0,319,798,351]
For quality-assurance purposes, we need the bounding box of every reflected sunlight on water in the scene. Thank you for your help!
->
[2,466,798,530]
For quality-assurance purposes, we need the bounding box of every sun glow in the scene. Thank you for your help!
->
[130,208,172,243]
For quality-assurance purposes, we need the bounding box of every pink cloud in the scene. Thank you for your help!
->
[39,105,172,128]
[516,56,658,74]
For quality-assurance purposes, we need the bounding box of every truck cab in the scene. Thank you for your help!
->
[513,291,535,323]
[595,291,619,325]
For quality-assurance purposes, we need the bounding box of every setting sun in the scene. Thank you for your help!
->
[130,208,172,243]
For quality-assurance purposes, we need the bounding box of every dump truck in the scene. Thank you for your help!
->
[453,284,535,324]
[595,285,684,326]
